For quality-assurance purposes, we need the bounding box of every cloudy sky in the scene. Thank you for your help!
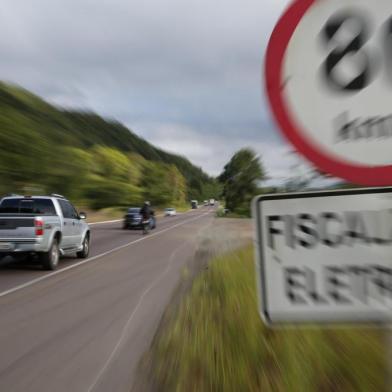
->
[0,0,301,181]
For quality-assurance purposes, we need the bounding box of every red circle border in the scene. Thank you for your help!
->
[265,0,392,186]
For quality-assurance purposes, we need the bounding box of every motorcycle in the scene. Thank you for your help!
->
[142,219,150,235]
[141,211,155,234]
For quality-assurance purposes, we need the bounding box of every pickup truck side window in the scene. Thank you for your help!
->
[68,203,79,219]
[58,200,74,219]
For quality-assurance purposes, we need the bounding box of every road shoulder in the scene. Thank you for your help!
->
[132,218,252,391]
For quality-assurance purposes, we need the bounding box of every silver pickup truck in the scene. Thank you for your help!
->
[0,195,90,270]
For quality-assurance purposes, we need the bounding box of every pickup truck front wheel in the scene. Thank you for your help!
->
[40,239,60,271]
[77,235,90,259]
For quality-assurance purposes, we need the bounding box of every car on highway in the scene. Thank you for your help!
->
[0,194,90,270]
[123,207,156,230]
[164,208,177,217]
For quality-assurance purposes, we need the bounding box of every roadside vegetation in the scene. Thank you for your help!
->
[0,82,221,209]
[76,206,125,223]
[150,246,387,392]
[216,205,249,219]
[218,148,265,217]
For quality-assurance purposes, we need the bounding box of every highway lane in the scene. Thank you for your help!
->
[0,208,202,295]
[0,207,214,392]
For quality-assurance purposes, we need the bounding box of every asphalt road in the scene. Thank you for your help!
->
[0,207,215,392]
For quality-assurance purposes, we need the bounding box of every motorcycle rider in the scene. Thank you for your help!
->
[140,201,153,234]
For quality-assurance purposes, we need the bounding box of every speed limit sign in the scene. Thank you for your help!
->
[265,0,392,186]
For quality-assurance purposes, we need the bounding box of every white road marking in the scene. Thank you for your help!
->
[88,208,194,225]
[87,216,212,392]
[88,219,122,226]
[0,212,211,298]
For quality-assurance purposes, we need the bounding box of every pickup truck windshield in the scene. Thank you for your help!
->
[0,198,57,215]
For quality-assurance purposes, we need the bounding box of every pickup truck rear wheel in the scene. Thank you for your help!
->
[77,235,90,259]
[40,239,60,270]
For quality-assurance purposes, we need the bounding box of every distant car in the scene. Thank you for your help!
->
[191,200,198,209]
[164,208,177,217]
[203,200,209,206]
[123,207,156,230]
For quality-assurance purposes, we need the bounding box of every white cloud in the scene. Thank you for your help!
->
[131,120,295,179]
[0,0,294,179]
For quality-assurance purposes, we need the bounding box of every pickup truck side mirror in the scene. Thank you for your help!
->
[79,212,87,220]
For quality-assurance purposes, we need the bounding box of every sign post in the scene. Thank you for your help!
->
[261,0,392,385]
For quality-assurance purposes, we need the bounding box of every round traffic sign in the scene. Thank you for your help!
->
[265,0,392,186]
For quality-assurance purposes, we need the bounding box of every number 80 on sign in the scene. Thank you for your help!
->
[265,0,392,186]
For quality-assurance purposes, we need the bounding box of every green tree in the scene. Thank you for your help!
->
[84,178,143,209]
[91,146,132,181]
[167,165,187,206]
[219,148,265,215]
[44,147,93,199]
[0,81,216,208]
[141,162,187,207]
[201,180,223,201]
[141,162,173,206]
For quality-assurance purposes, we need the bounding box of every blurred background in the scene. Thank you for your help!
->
[0,80,221,211]
[0,0,388,391]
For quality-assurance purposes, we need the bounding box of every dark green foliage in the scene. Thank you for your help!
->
[0,82,215,207]
[85,180,143,209]
[141,162,186,206]
[219,148,265,215]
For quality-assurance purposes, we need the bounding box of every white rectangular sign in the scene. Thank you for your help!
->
[253,188,392,325]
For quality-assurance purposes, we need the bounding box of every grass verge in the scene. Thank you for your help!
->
[216,205,249,219]
[81,206,125,223]
[150,246,387,391]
